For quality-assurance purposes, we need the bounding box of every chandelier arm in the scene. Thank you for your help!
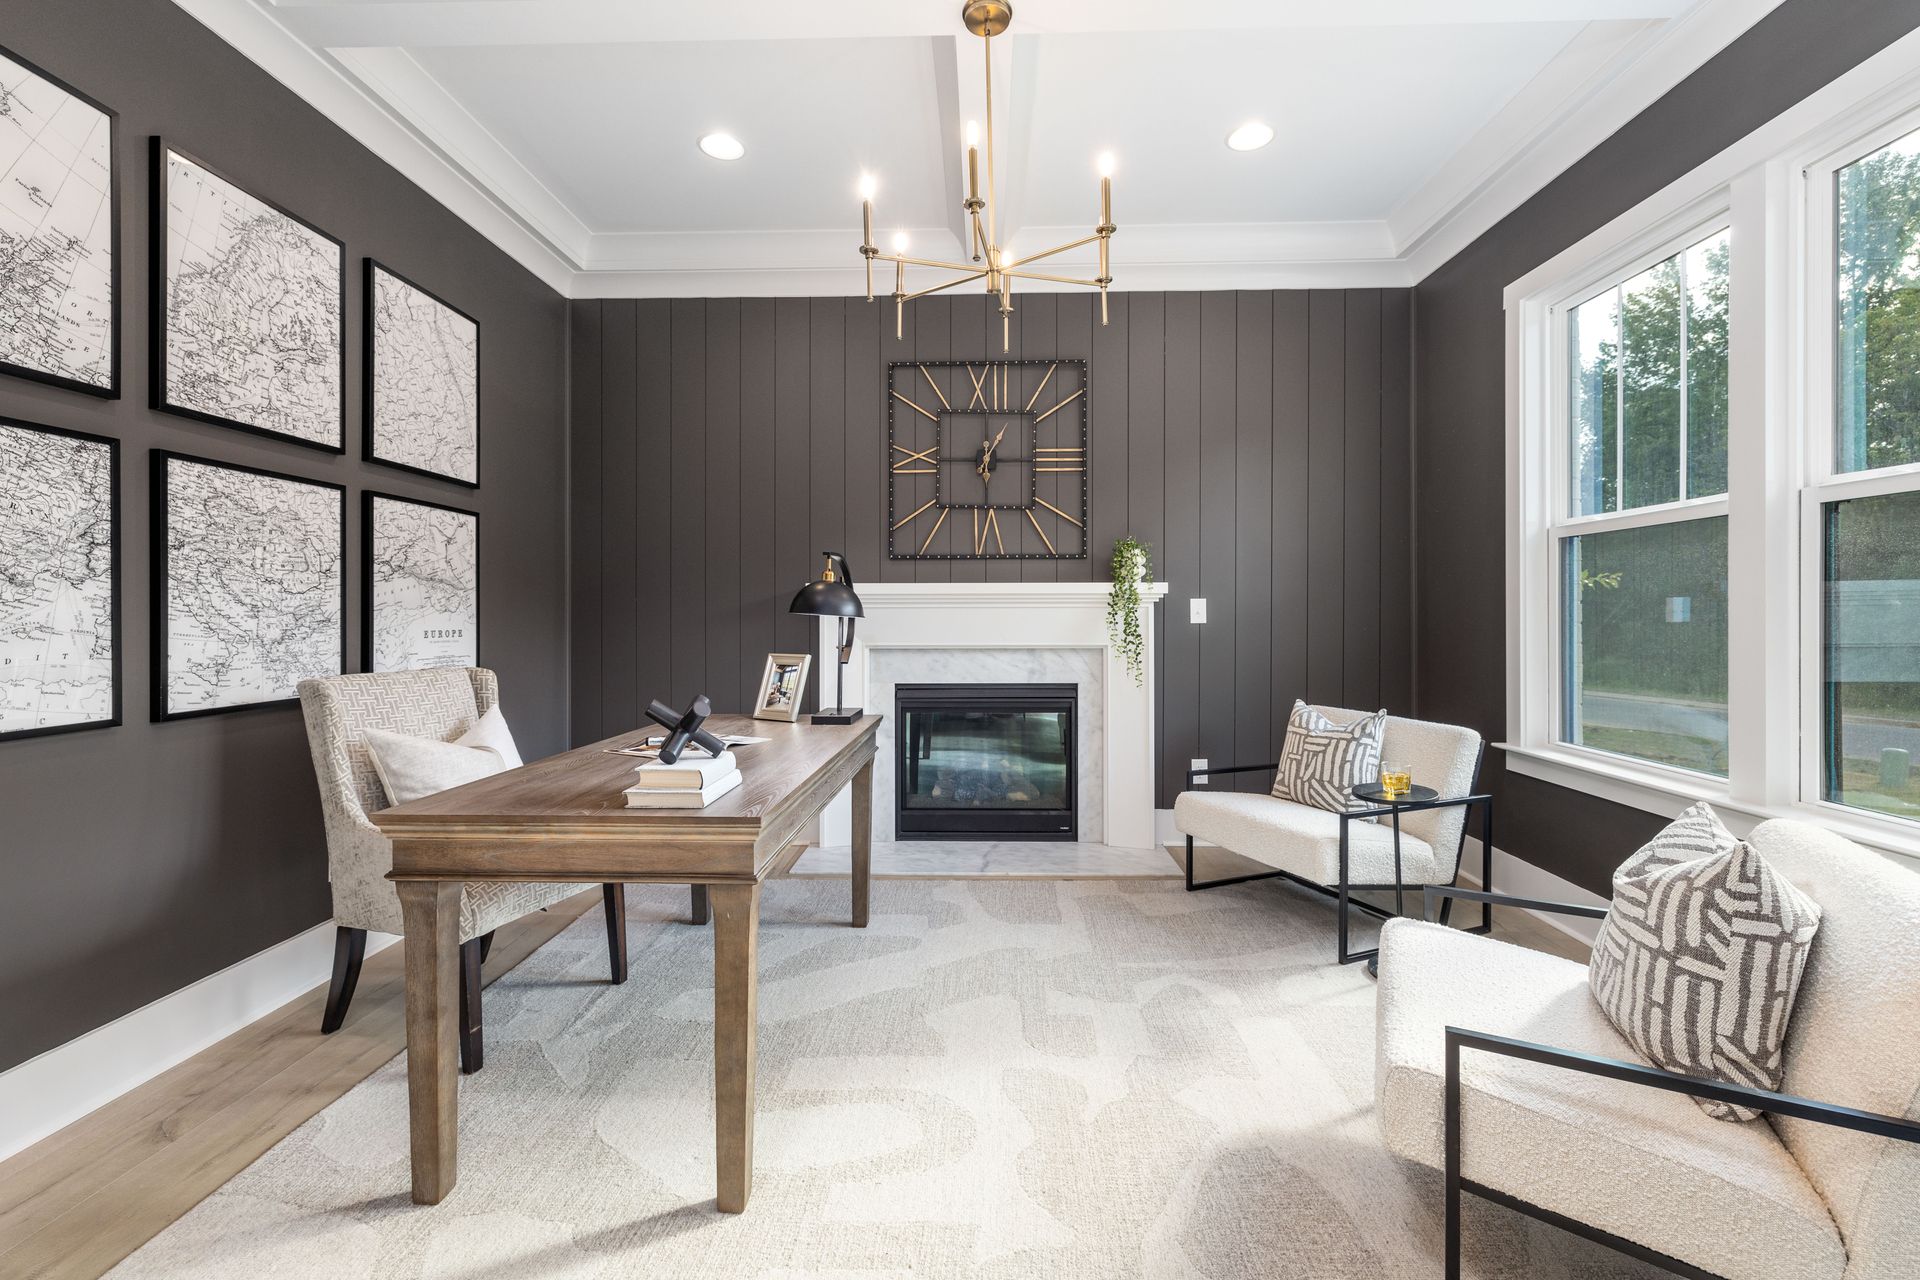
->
[1002,235,1101,269]
[983,28,997,263]
[903,270,992,302]
[1003,268,1102,289]
[878,254,979,273]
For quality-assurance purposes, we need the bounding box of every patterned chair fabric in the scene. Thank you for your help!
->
[298,669,579,940]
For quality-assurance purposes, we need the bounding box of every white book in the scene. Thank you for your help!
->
[630,750,738,790]
[624,769,743,809]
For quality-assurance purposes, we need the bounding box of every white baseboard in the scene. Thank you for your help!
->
[0,921,397,1162]
[1458,837,1607,945]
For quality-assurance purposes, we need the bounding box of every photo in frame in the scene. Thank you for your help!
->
[752,652,812,722]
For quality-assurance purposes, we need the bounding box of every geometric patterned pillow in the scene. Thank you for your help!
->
[1270,700,1388,814]
[1588,802,1823,1121]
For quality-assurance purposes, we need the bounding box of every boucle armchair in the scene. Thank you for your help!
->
[299,668,631,1074]
[1173,706,1488,964]
[1375,818,1920,1280]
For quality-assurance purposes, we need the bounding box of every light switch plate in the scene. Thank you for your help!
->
[1191,758,1208,784]
[1189,598,1207,624]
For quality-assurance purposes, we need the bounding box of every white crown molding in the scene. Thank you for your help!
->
[178,0,1783,299]
[172,0,577,293]
[1398,0,1788,281]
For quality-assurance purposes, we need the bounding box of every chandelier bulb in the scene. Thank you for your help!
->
[858,173,877,201]
[892,232,910,253]
[965,120,980,149]
[1097,152,1116,178]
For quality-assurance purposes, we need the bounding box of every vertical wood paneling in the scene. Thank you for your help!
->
[669,299,707,704]
[1198,291,1237,786]
[1380,291,1414,714]
[599,301,639,732]
[705,299,742,709]
[634,300,674,722]
[908,298,950,578]
[576,287,1412,801]
[1019,293,1058,581]
[738,300,779,712]
[1161,293,1202,803]
[1272,292,1311,735]
[568,300,603,744]
[1343,290,1382,710]
[1233,292,1274,791]
[1306,291,1346,705]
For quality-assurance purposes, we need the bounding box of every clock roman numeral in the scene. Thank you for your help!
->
[891,442,937,474]
[1032,387,1084,424]
[918,364,952,411]
[891,389,939,422]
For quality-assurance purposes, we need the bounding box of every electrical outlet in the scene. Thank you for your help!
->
[1191,757,1209,784]
[1189,597,1207,624]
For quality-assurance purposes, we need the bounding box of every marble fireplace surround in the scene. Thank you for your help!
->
[816,581,1169,851]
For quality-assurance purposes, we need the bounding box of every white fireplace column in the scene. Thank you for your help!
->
[814,581,1169,851]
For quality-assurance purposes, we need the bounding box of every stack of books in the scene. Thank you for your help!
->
[623,750,742,808]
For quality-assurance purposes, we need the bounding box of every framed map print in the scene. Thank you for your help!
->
[152,451,344,720]
[366,260,479,485]
[0,419,119,740]
[151,140,344,451]
[364,492,478,672]
[0,46,117,397]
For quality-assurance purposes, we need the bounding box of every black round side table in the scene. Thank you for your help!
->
[1350,783,1440,979]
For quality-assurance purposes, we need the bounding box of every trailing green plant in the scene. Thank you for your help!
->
[1108,537,1151,687]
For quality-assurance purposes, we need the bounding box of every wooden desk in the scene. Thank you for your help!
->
[375,713,879,1212]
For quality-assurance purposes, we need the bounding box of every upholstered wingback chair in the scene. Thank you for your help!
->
[1377,819,1920,1280]
[1173,706,1487,964]
[298,668,627,1073]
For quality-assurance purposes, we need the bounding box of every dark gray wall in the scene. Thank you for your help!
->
[571,290,1413,805]
[0,0,570,1070]
[1414,0,1920,894]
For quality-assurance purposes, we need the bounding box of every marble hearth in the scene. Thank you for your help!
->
[816,580,1169,852]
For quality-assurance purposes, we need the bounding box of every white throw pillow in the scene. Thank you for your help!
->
[364,727,505,808]
[1271,700,1388,813]
[1588,802,1823,1121]
[456,704,523,769]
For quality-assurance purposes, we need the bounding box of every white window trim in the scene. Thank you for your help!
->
[1503,27,1920,868]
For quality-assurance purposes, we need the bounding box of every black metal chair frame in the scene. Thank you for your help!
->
[1182,748,1493,965]
[1421,885,1920,1280]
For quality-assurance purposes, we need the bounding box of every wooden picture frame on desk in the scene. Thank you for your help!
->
[752,652,811,722]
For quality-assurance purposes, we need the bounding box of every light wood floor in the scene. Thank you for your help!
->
[0,861,1588,1279]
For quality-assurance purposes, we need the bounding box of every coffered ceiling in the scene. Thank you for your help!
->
[175,0,1785,296]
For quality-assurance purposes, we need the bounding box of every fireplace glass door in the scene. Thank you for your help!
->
[895,684,1077,839]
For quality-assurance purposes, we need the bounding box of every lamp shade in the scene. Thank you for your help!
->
[788,578,863,618]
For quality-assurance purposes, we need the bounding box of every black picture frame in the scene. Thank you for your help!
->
[364,258,481,488]
[151,450,346,722]
[361,489,481,673]
[0,418,121,742]
[887,359,1089,560]
[149,138,346,453]
[0,43,120,400]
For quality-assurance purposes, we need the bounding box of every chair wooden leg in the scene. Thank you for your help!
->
[690,884,711,926]
[458,937,484,1074]
[320,926,367,1034]
[603,883,629,984]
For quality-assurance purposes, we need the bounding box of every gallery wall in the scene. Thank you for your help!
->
[1412,0,1920,894]
[0,0,570,1071]
[570,289,1414,805]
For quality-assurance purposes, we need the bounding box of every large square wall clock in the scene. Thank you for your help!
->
[887,359,1087,560]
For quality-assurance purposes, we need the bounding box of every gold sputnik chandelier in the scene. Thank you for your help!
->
[857,0,1115,351]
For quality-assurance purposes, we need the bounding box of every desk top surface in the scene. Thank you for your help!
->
[372,713,880,838]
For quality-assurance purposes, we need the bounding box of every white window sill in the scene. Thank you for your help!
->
[1498,742,1920,869]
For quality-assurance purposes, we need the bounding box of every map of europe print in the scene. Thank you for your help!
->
[159,148,341,447]
[368,263,477,483]
[160,456,341,715]
[367,495,477,672]
[0,50,113,392]
[0,422,115,736]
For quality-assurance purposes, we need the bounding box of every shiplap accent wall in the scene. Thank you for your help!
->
[570,288,1412,806]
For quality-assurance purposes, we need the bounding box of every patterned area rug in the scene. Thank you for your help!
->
[110,879,1662,1278]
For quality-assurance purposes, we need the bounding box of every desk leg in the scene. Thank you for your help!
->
[712,882,761,1213]
[397,879,462,1204]
[851,755,873,929]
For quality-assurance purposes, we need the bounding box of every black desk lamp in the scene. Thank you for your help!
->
[788,551,864,724]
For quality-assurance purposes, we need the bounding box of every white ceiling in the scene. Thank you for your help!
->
[179,0,1786,295]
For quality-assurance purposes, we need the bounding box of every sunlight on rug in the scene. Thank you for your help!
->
[109,880,1664,1279]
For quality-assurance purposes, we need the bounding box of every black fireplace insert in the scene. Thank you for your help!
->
[895,683,1077,840]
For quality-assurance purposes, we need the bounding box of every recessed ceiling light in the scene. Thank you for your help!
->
[1225,121,1274,152]
[699,132,745,161]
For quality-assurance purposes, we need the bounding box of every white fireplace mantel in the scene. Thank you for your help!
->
[815,580,1169,851]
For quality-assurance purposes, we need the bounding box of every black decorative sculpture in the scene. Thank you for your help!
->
[645,694,728,764]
